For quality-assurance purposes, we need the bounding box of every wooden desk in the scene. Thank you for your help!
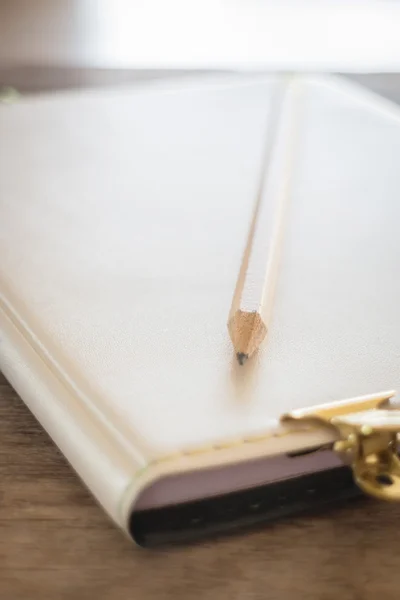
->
[2,67,400,599]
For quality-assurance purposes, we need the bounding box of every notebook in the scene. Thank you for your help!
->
[1,73,400,546]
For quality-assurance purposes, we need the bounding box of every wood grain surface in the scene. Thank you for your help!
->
[2,16,400,593]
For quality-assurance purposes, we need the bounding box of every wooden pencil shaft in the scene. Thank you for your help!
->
[228,77,303,360]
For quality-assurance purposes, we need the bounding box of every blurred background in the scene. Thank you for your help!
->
[2,0,400,96]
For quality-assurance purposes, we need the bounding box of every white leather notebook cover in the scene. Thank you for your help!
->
[1,74,399,541]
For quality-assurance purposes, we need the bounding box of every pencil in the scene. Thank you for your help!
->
[228,76,303,365]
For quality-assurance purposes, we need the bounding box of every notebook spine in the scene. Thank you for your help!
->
[0,305,137,529]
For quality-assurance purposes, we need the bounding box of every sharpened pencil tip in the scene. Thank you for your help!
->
[236,352,248,366]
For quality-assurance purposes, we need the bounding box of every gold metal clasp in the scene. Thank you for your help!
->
[282,390,400,501]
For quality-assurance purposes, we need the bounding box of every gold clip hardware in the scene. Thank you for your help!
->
[282,390,400,502]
